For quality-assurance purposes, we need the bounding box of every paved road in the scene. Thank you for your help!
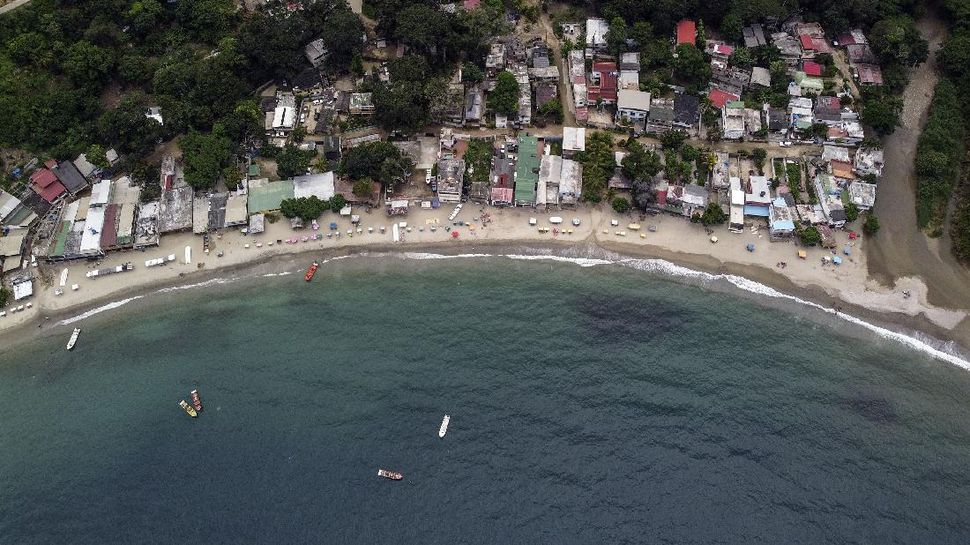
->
[0,0,31,15]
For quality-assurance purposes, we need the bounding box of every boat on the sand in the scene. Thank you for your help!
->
[179,400,198,418]
[377,469,403,480]
[66,328,81,351]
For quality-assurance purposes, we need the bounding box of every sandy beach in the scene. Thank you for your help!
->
[3,202,969,359]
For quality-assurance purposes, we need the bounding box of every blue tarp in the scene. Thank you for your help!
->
[772,219,795,231]
[743,205,770,217]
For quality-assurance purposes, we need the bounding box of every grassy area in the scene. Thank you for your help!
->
[464,139,492,184]
[786,160,802,195]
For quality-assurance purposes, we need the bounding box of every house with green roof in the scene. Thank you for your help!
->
[514,135,539,206]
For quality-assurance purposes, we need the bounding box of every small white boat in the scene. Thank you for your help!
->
[66,328,81,350]
[439,414,450,438]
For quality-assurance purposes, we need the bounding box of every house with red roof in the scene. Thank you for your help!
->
[463,0,480,10]
[708,88,739,110]
[676,20,696,46]
[802,61,823,77]
[29,165,67,204]
[588,61,618,104]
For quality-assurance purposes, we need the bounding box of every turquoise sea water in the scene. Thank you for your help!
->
[1,255,970,544]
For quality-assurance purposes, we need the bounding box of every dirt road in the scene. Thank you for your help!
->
[866,13,970,313]
[0,0,31,15]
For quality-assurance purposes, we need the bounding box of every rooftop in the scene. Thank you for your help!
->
[676,20,696,45]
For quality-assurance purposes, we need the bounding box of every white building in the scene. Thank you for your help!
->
[616,89,651,122]
[559,158,583,206]
[562,127,586,158]
[586,18,609,51]
[722,101,746,140]
[848,181,877,211]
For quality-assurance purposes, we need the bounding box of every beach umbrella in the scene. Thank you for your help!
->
[710,236,718,243]
[746,243,755,252]
[833,256,843,265]
[843,246,851,255]
[797,250,807,259]
[451,231,460,238]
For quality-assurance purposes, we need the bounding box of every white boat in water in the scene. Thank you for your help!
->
[66,328,81,350]
[439,414,450,438]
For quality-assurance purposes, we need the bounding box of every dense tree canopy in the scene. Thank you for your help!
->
[0,0,362,160]
[339,141,414,190]
[488,71,520,117]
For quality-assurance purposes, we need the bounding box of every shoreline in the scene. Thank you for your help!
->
[5,234,970,368]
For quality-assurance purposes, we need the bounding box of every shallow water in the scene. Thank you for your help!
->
[2,256,969,544]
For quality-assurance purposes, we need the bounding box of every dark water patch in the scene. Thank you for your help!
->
[842,393,899,423]
[574,293,689,343]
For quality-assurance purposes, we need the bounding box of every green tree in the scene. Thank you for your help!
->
[695,20,707,49]
[606,16,628,57]
[799,225,823,246]
[844,201,860,223]
[223,166,242,190]
[629,21,654,47]
[98,94,165,158]
[611,196,631,213]
[276,145,312,179]
[622,140,662,181]
[863,213,881,235]
[870,16,929,66]
[538,99,563,123]
[700,202,727,225]
[862,94,903,136]
[462,62,485,84]
[323,7,366,71]
[939,32,970,80]
[488,71,519,117]
[660,130,688,150]
[0,286,9,309]
[575,131,615,203]
[673,44,711,87]
[126,0,165,38]
[729,47,754,69]
[339,141,414,189]
[329,193,347,213]
[351,53,365,77]
[175,0,235,43]
[87,144,109,169]
[62,41,115,90]
[181,129,233,190]
[752,148,767,174]
[353,179,374,198]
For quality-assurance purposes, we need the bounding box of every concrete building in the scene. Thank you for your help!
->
[616,89,651,122]
[436,159,465,203]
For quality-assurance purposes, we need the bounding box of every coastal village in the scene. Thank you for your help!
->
[1,1,887,322]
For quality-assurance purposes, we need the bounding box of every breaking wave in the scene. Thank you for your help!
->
[59,296,144,326]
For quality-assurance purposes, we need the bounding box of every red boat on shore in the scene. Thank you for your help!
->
[305,261,319,282]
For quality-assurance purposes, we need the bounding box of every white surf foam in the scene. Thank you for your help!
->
[505,254,614,267]
[156,277,232,293]
[59,296,144,326]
